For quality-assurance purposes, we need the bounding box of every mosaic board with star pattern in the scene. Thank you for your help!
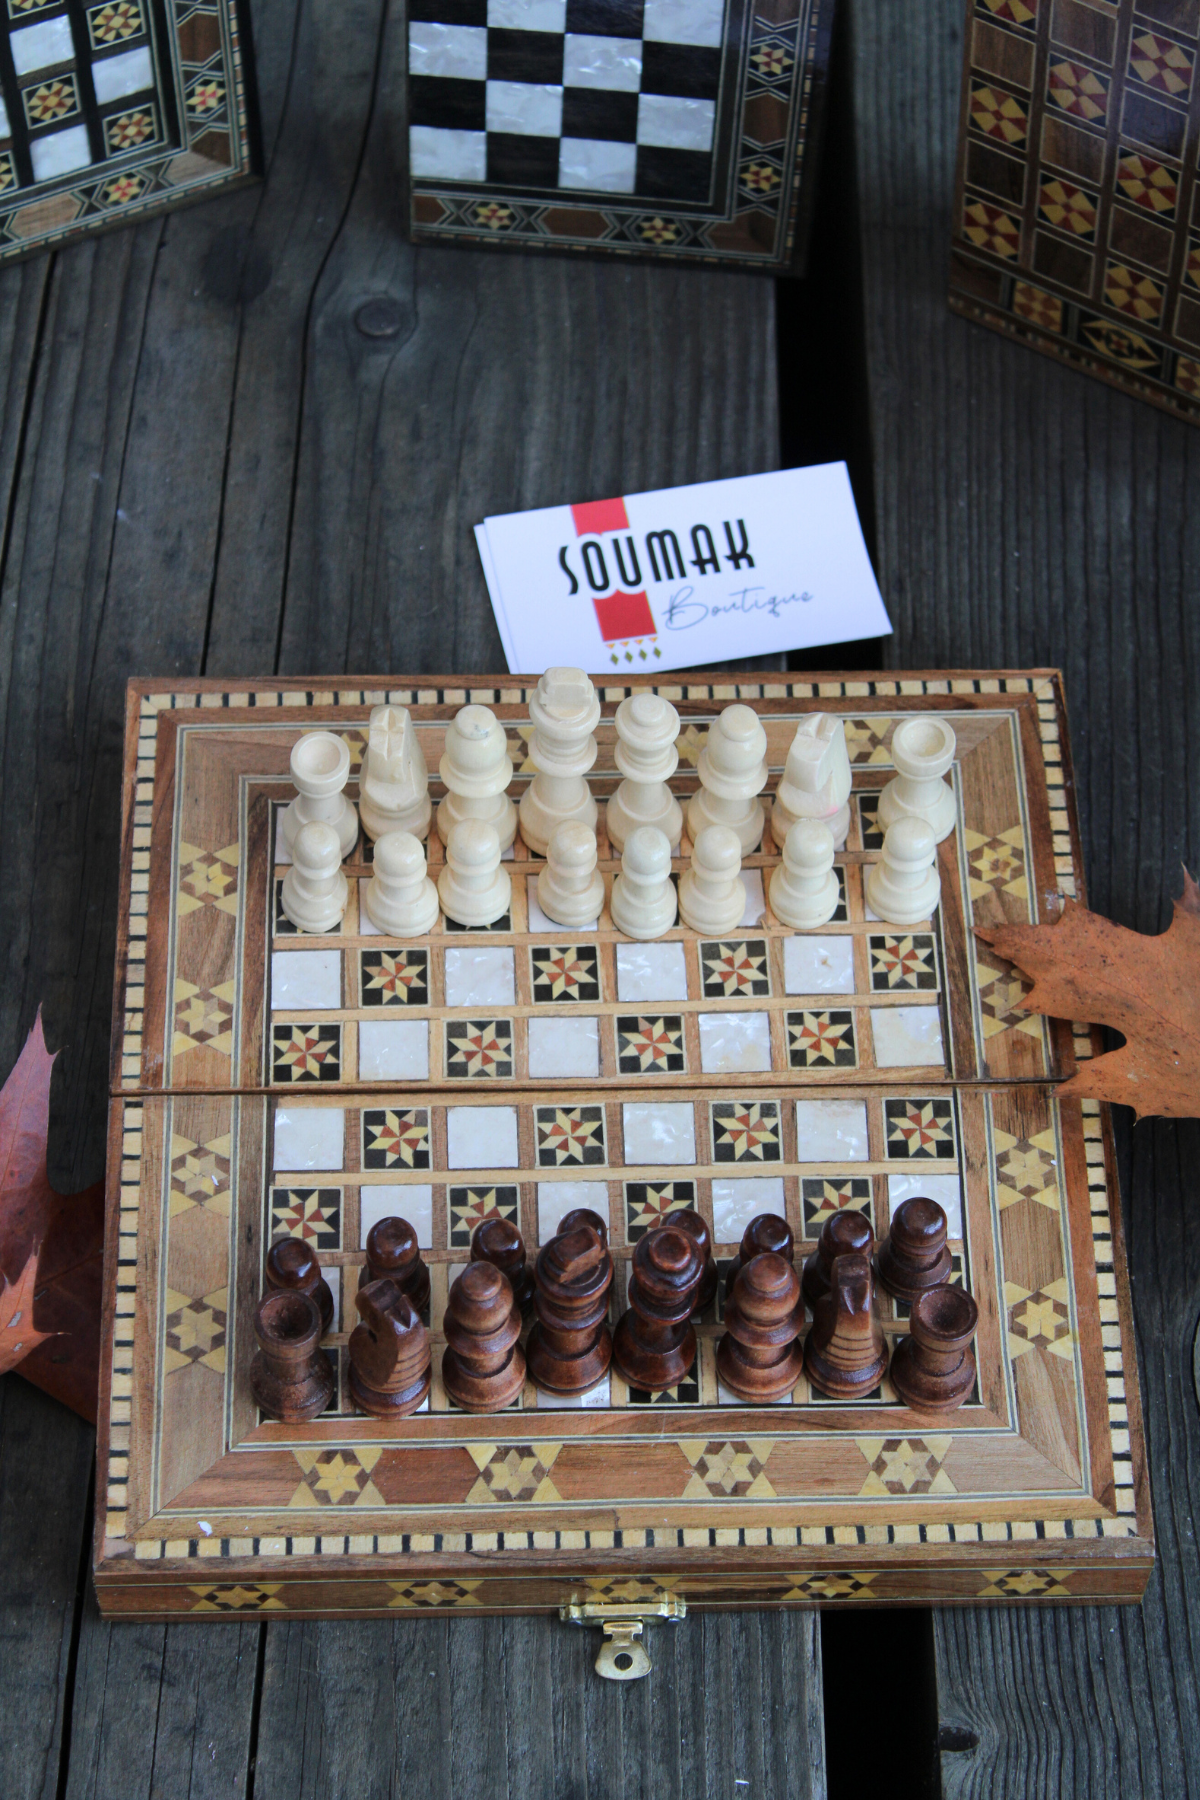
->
[94,671,1152,1619]
[949,0,1200,425]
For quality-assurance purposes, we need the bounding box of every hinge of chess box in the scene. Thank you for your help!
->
[559,1592,687,1680]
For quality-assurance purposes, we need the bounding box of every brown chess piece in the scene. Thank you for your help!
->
[800,1210,874,1311]
[804,1251,889,1400]
[728,1212,794,1284]
[668,1208,718,1310]
[250,1290,334,1421]
[716,1251,805,1403]
[471,1216,535,1310]
[890,1284,978,1412]
[364,1215,431,1313]
[526,1223,614,1395]
[612,1225,703,1390]
[264,1236,334,1335]
[348,1277,432,1417]
[557,1206,608,1246]
[441,1263,526,1413]
[875,1197,952,1306]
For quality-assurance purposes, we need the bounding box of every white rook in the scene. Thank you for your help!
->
[283,731,358,859]
[877,716,957,843]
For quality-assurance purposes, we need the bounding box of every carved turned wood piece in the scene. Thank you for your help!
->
[557,1206,608,1246]
[612,1225,703,1390]
[890,1283,979,1413]
[264,1236,334,1335]
[441,1262,526,1413]
[364,1215,431,1313]
[800,1210,874,1312]
[716,1251,805,1403]
[250,1290,335,1421]
[804,1251,889,1400]
[668,1208,718,1310]
[526,1223,614,1395]
[348,1277,432,1417]
[471,1216,535,1310]
[875,1196,952,1306]
[728,1212,794,1286]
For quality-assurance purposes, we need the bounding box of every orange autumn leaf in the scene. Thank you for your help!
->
[975,869,1200,1122]
[0,1246,57,1373]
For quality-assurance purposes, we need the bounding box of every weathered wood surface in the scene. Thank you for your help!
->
[849,0,1200,1793]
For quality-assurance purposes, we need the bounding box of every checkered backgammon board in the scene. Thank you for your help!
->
[95,672,1152,1621]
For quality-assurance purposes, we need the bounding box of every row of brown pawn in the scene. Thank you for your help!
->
[249,1197,979,1422]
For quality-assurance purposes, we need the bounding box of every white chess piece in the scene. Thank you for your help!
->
[769,819,841,929]
[685,704,769,853]
[771,714,852,849]
[865,816,941,924]
[678,824,745,934]
[365,830,439,936]
[358,705,431,842]
[518,667,600,856]
[437,820,511,928]
[436,705,517,850]
[537,822,605,928]
[280,821,348,933]
[611,825,678,940]
[605,691,683,852]
[877,716,957,843]
[282,732,358,859]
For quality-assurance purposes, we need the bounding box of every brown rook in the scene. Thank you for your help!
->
[613,1225,703,1391]
[526,1224,614,1395]
[264,1236,334,1335]
[668,1208,718,1310]
[890,1283,978,1413]
[804,1251,889,1400]
[801,1209,874,1311]
[349,1277,432,1417]
[728,1212,794,1285]
[365,1214,431,1313]
[250,1290,334,1421]
[875,1196,952,1305]
[716,1251,805,1403]
[472,1215,535,1309]
[441,1262,526,1413]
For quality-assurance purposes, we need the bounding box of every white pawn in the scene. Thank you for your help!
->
[678,825,745,935]
[686,704,768,853]
[518,667,600,856]
[771,714,852,849]
[437,820,511,928]
[605,691,683,853]
[769,820,840,929]
[611,825,677,940]
[537,822,605,928]
[282,732,358,859]
[280,821,348,933]
[365,831,439,936]
[865,816,942,925]
[359,705,431,843]
[877,716,957,843]
[436,705,517,850]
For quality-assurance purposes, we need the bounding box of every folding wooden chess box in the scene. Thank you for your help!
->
[95,671,1153,1622]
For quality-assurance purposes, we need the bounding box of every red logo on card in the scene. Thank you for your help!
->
[593,589,657,644]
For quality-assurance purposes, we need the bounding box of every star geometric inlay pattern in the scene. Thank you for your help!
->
[857,1435,955,1496]
[781,1573,877,1601]
[701,940,769,998]
[169,1131,232,1218]
[363,1108,430,1169]
[535,1105,605,1165]
[870,934,938,990]
[844,718,896,764]
[530,943,600,1002]
[25,78,79,123]
[177,840,240,915]
[270,1188,342,1250]
[1048,59,1108,123]
[163,1287,227,1373]
[1104,261,1163,324]
[624,1179,696,1241]
[801,1176,872,1235]
[994,1127,1059,1212]
[885,1098,955,1159]
[466,1443,562,1504]
[680,1438,776,1497]
[449,1185,519,1248]
[361,947,428,1005]
[1013,282,1063,331]
[172,978,236,1057]
[446,1019,513,1078]
[977,1570,1072,1598]
[188,1584,285,1612]
[964,825,1028,901]
[975,955,1043,1040]
[106,107,155,151]
[1117,150,1177,217]
[387,1580,483,1608]
[271,1023,341,1082]
[1005,1278,1074,1359]
[617,1015,684,1074]
[858,793,884,849]
[1128,29,1193,97]
[89,0,143,40]
[712,1100,781,1163]
[787,1009,856,1068]
[981,0,1036,23]
[963,198,1020,258]
[1080,318,1158,371]
[291,1446,384,1506]
[1039,176,1096,238]
[969,79,1029,143]
[627,1371,701,1404]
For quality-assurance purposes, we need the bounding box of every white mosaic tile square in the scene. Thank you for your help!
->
[615,940,688,1003]
[528,1014,600,1078]
[698,1011,773,1074]
[887,1172,963,1238]
[359,1019,430,1080]
[712,1176,787,1244]
[446,1105,520,1169]
[739,869,766,927]
[271,948,342,1009]
[794,1099,869,1162]
[537,1181,610,1242]
[444,944,516,1008]
[537,1375,612,1408]
[870,1005,946,1067]
[360,1183,434,1250]
[273,1107,345,1172]
[718,1378,792,1405]
[622,1101,696,1165]
[783,935,855,995]
[527,874,597,933]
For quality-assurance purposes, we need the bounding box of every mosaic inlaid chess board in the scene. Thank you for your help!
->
[95,672,1152,1619]
[949,0,1200,426]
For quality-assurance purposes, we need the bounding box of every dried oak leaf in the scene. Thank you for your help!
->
[975,869,1200,1122]
[0,1247,56,1373]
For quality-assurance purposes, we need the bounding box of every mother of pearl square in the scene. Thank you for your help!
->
[712,1176,787,1244]
[360,1183,434,1249]
[528,1014,600,1078]
[444,944,516,1008]
[698,1011,772,1073]
[537,1377,612,1408]
[271,948,343,1009]
[870,1004,946,1067]
[887,1172,963,1239]
[783,935,854,995]
[446,1104,520,1168]
[273,1107,345,1171]
[615,940,688,1003]
[358,1019,430,1080]
[622,1101,696,1164]
[793,1099,868,1162]
[538,1181,610,1243]
[739,869,765,926]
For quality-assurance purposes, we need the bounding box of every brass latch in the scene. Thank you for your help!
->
[559,1592,686,1681]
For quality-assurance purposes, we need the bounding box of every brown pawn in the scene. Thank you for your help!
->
[613,1226,703,1390]
[804,1251,889,1400]
[250,1290,334,1421]
[557,1206,608,1246]
[716,1252,805,1403]
[264,1236,333,1336]
[364,1215,431,1314]
[800,1210,874,1311]
[526,1224,614,1395]
[668,1209,718,1311]
[348,1277,431,1417]
[441,1263,526,1413]
[471,1216,535,1310]
[890,1284,978,1413]
[728,1212,794,1285]
[875,1196,952,1306]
